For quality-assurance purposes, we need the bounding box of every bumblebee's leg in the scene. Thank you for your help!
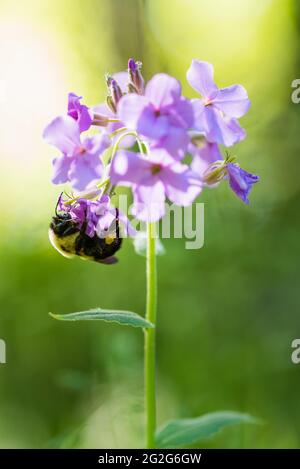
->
[112,209,122,251]
[115,208,120,239]
[55,192,64,217]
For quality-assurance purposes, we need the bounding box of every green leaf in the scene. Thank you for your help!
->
[50,308,154,329]
[155,411,259,448]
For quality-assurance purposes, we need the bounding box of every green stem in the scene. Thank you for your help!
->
[110,130,143,160]
[145,222,157,448]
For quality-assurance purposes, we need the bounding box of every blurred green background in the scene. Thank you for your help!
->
[0,0,300,448]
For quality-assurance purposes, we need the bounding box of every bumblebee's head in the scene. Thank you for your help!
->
[50,214,78,236]
[50,193,79,235]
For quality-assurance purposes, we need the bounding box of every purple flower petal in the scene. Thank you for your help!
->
[51,155,73,185]
[83,131,111,156]
[191,99,206,133]
[191,141,222,177]
[119,94,169,140]
[132,180,166,222]
[224,116,246,142]
[170,97,194,129]
[137,111,169,140]
[213,85,250,118]
[69,154,103,191]
[110,151,151,186]
[68,92,93,132]
[68,198,88,226]
[145,73,181,108]
[160,164,202,206]
[153,125,189,160]
[201,106,246,147]
[85,220,96,237]
[117,93,150,130]
[43,115,80,154]
[187,60,218,100]
[226,163,259,204]
[97,211,116,233]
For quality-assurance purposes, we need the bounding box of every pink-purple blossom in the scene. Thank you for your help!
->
[187,60,250,147]
[190,140,223,183]
[117,73,194,159]
[67,92,93,133]
[43,115,110,191]
[110,149,202,222]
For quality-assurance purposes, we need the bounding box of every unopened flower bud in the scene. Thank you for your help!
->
[128,82,139,94]
[107,96,116,114]
[128,58,145,94]
[92,113,110,127]
[202,161,227,186]
[106,75,123,113]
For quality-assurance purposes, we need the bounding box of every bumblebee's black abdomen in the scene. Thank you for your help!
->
[75,233,122,261]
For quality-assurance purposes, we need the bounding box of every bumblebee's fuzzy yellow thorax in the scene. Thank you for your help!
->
[48,228,79,259]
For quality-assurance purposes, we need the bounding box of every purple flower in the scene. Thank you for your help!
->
[58,194,113,237]
[110,149,202,222]
[58,194,133,238]
[226,163,259,204]
[67,198,100,237]
[187,60,250,147]
[117,73,194,159]
[43,116,110,191]
[68,93,93,132]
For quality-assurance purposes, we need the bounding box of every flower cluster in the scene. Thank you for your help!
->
[57,193,133,239]
[57,194,118,237]
[44,58,259,227]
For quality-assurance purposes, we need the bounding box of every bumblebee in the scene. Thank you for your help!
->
[49,200,122,265]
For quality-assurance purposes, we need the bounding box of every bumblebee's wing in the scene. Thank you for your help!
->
[99,256,118,265]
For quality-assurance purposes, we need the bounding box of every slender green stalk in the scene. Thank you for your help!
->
[110,130,143,159]
[145,222,157,448]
